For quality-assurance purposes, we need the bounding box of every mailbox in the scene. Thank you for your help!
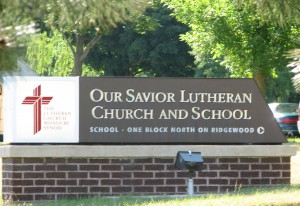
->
[175,151,204,172]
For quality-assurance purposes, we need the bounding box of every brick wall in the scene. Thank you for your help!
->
[2,156,291,202]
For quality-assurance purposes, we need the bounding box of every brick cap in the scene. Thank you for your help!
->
[0,144,297,158]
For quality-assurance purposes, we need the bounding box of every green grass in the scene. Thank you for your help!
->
[8,185,300,206]
[288,137,300,147]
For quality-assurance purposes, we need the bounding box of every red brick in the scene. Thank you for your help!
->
[251,164,270,170]
[2,158,22,164]
[2,172,22,178]
[220,171,239,178]
[67,187,88,193]
[57,194,78,200]
[111,159,132,164]
[241,171,259,178]
[12,195,33,201]
[250,178,270,184]
[261,157,281,163]
[203,158,217,163]
[123,179,143,185]
[198,186,219,193]
[229,179,249,185]
[68,172,88,178]
[134,158,153,164]
[113,187,132,193]
[24,187,44,193]
[144,165,165,171]
[24,172,44,179]
[154,158,174,163]
[282,171,291,177]
[198,171,218,178]
[240,158,259,163]
[209,164,229,170]
[134,186,154,193]
[281,157,290,163]
[166,179,185,185]
[46,187,66,193]
[68,159,88,164]
[123,165,143,171]
[90,187,110,193]
[101,165,121,171]
[2,165,14,171]
[2,186,22,193]
[194,179,207,185]
[112,172,132,178]
[90,172,110,178]
[13,165,34,171]
[145,179,164,185]
[230,164,249,170]
[57,165,78,171]
[101,179,121,185]
[155,172,175,178]
[156,186,176,193]
[89,159,109,164]
[57,180,77,186]
[35,194,56,201]
[79,165,100,171]
[12,180,34,186]
[79,180,99,185]
[23,158,44,164]
[45,158,66,164]
[271,178,290,184]
[46,172,66,178]
[35,180,55,185]
[209,179,228,185]
[178,186,188,192]
[177,172,196,178]
[220,186,236,192]
[272,164,290,170]
[35,165,55,171]
[262,171,281,178]
[133,172,153,178]
[219,158,238,163]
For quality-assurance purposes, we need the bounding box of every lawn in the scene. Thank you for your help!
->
[10,185,300,206]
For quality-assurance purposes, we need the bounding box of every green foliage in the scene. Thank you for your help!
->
[0,46,18,71]
[247,0,300,28]
[26,29,103,76]
[164,0,298,76]
[163,0,300,97]
[26,30,73,76]
[2,0,148,75]
[86,2,195,77]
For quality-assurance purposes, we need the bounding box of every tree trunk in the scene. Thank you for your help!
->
[253,70,266,96]
[72,35,85,76]
[71,34,102,76]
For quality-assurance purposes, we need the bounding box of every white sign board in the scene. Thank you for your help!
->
[4,77,79,143]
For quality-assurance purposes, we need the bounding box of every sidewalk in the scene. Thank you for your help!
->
[291,151,300,184]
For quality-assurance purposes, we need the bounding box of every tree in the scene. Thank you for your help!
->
[238,0,300,96]
[26,29,102,76]
[162,0,300,96]
[85,1,195,77]
[1,0,148,76]
[0,0,38,71]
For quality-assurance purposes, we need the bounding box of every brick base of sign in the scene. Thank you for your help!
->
[1,156,291,202]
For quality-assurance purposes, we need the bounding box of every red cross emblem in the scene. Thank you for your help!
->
[22,85,53,134]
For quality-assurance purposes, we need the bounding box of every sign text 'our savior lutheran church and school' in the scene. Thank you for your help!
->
[4,77,287,144]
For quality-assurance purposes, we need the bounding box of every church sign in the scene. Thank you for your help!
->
[4,77,286,144]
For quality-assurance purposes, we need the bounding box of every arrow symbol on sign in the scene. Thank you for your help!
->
[257,127,265,134]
